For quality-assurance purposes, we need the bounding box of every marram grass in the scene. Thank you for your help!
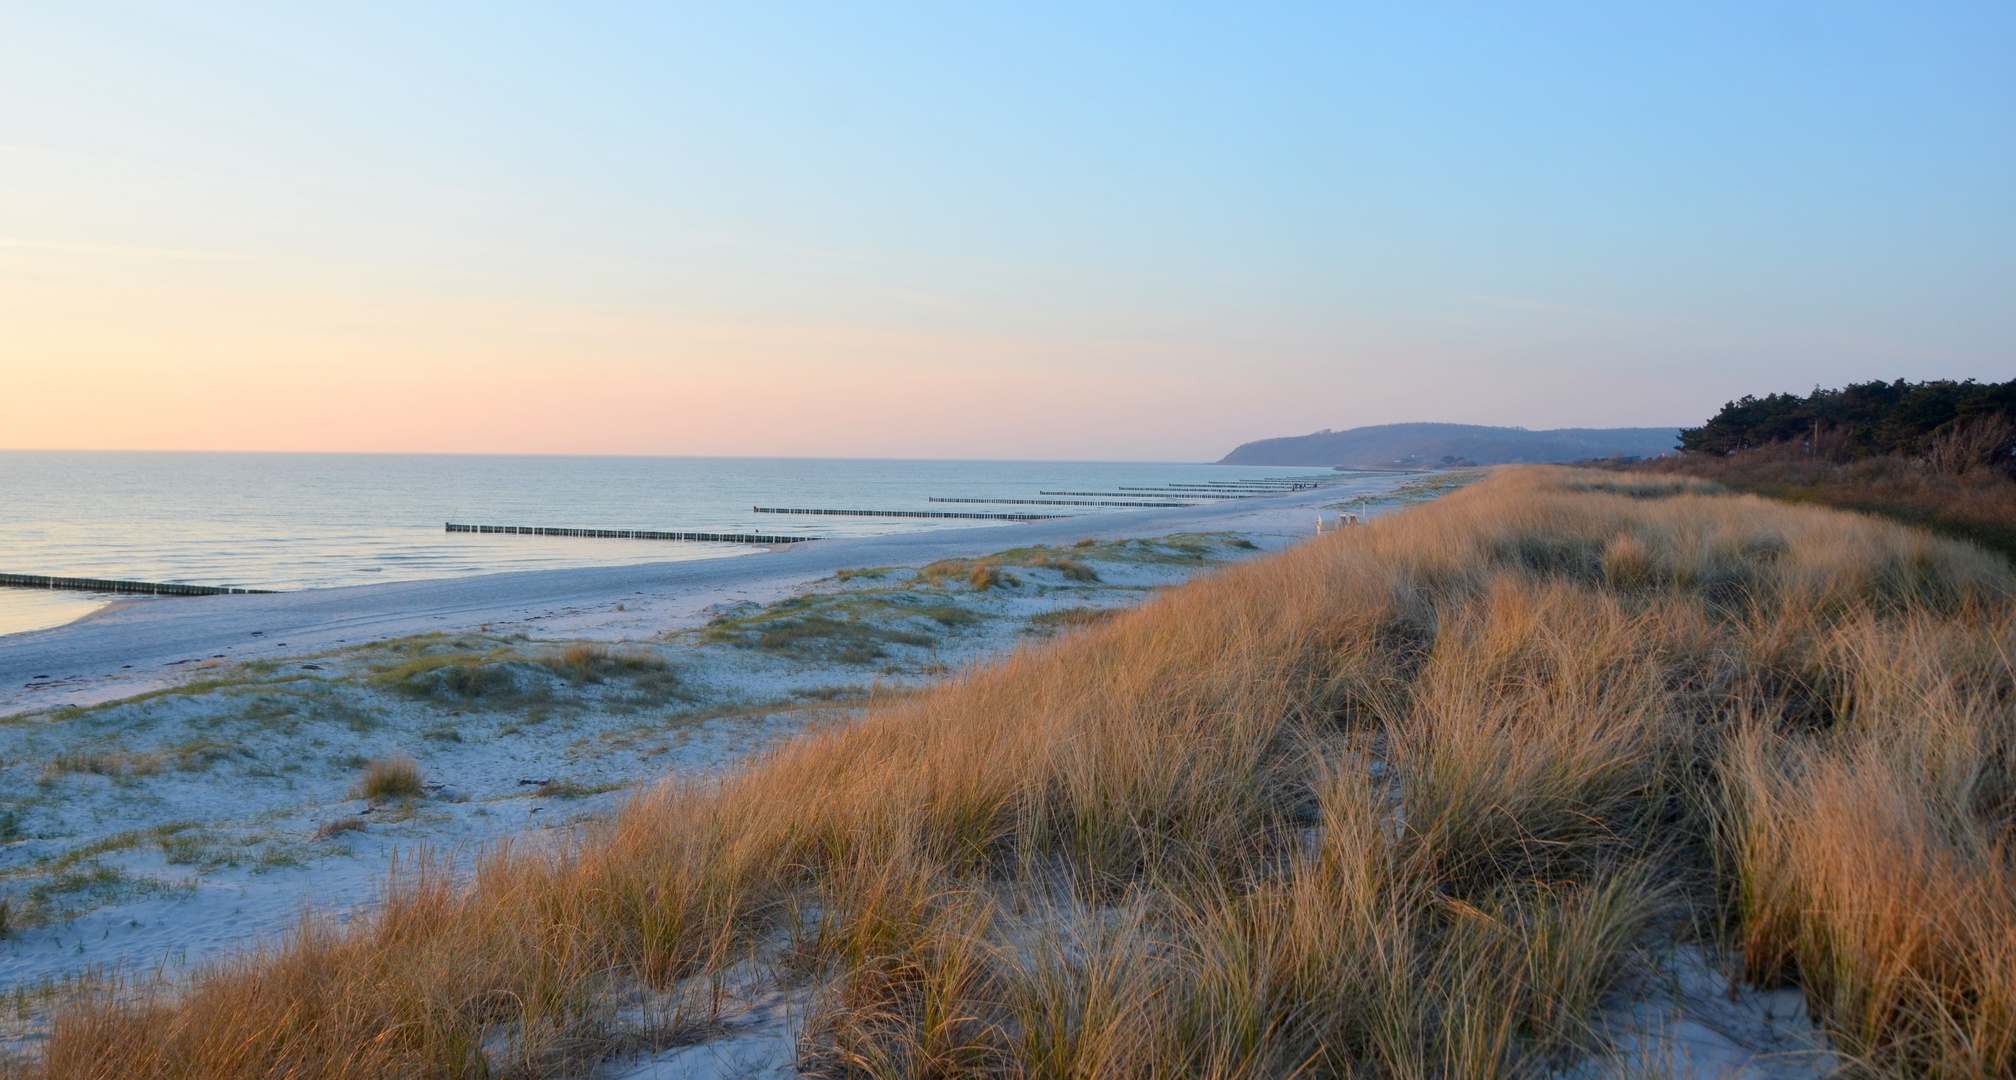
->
[10,467,2013,1079]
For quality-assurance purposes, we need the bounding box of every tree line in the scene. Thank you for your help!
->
[1679,378,2016,469]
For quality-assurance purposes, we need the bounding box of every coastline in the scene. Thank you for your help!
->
[0,472,1426,1001]
[0,478,1405,718]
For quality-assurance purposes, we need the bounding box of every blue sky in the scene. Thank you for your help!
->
[2,2,2010,457]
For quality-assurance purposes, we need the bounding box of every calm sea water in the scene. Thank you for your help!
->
[0,452,1337,635]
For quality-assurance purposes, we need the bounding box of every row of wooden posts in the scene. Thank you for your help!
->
[751,507,1064,521]
[0,573,271,596]
[445,523,816,544]
[928,497,1195,508]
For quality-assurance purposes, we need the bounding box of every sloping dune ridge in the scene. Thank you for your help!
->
[13,466,2013,1079]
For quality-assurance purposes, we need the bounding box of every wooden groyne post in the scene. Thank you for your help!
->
[751,507,1069,521]
[928,497,1195,508]
[447,523,819,544]
[0,573,272,596]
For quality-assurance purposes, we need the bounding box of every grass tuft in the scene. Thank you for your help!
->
[313,817,368,842]
[543,644,667,684]
[354,756,424,803]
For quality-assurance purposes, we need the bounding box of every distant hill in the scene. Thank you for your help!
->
[1217,423,1681,467]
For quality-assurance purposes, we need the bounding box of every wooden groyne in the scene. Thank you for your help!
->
[928,497,1194,508]
[447,523,817,544]
[1151,478,1337,489]
[0,573,273,596]
[1121,484,1307,493]
[753,507,1067,521]
[1039,490,1250,500]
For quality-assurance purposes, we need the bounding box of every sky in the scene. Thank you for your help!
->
[2,2,2011,460]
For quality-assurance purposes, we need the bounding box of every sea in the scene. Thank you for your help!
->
[0,452,1341,636]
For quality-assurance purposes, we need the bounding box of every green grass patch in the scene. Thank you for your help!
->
[948,535,1218,575]
[1373,468,1492,504]
[160,829,238,872]
[7,823,204,918]
[531,779,627,800]
[1023,606,1121,636]
[369,635,683,710]
[29,862,137,906]
[251,842,308,874]
[30,822,199,873]
[914,545,1102,587]
[701,591,978,664]
[699,535,1254,663]
[368,635,531,704]
[44,749,165,779]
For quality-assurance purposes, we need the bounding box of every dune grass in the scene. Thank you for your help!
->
[1625,440,2016,562]
[11,467,2014,1079]
[41,750,165,780]
[374,637,683,710]
[909,534,1244,590]
[353,756,424,803]
[700,592,975,665]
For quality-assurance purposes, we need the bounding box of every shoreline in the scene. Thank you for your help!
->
[0,473,1425,999]
[0,478,1407,718]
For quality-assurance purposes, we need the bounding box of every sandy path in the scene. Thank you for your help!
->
[0,481,1399,716]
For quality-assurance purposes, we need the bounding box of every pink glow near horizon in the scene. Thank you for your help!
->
[0,251,1566,459]
[2,282,1302,459]
[6,7,2007,457]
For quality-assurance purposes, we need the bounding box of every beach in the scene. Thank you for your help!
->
[0,474,1421,1008]
[0,478,1397,716]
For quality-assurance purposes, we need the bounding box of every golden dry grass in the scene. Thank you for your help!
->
[353,756,424,803]
[1628,440,2016,561]
[11,467,2013,1079]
